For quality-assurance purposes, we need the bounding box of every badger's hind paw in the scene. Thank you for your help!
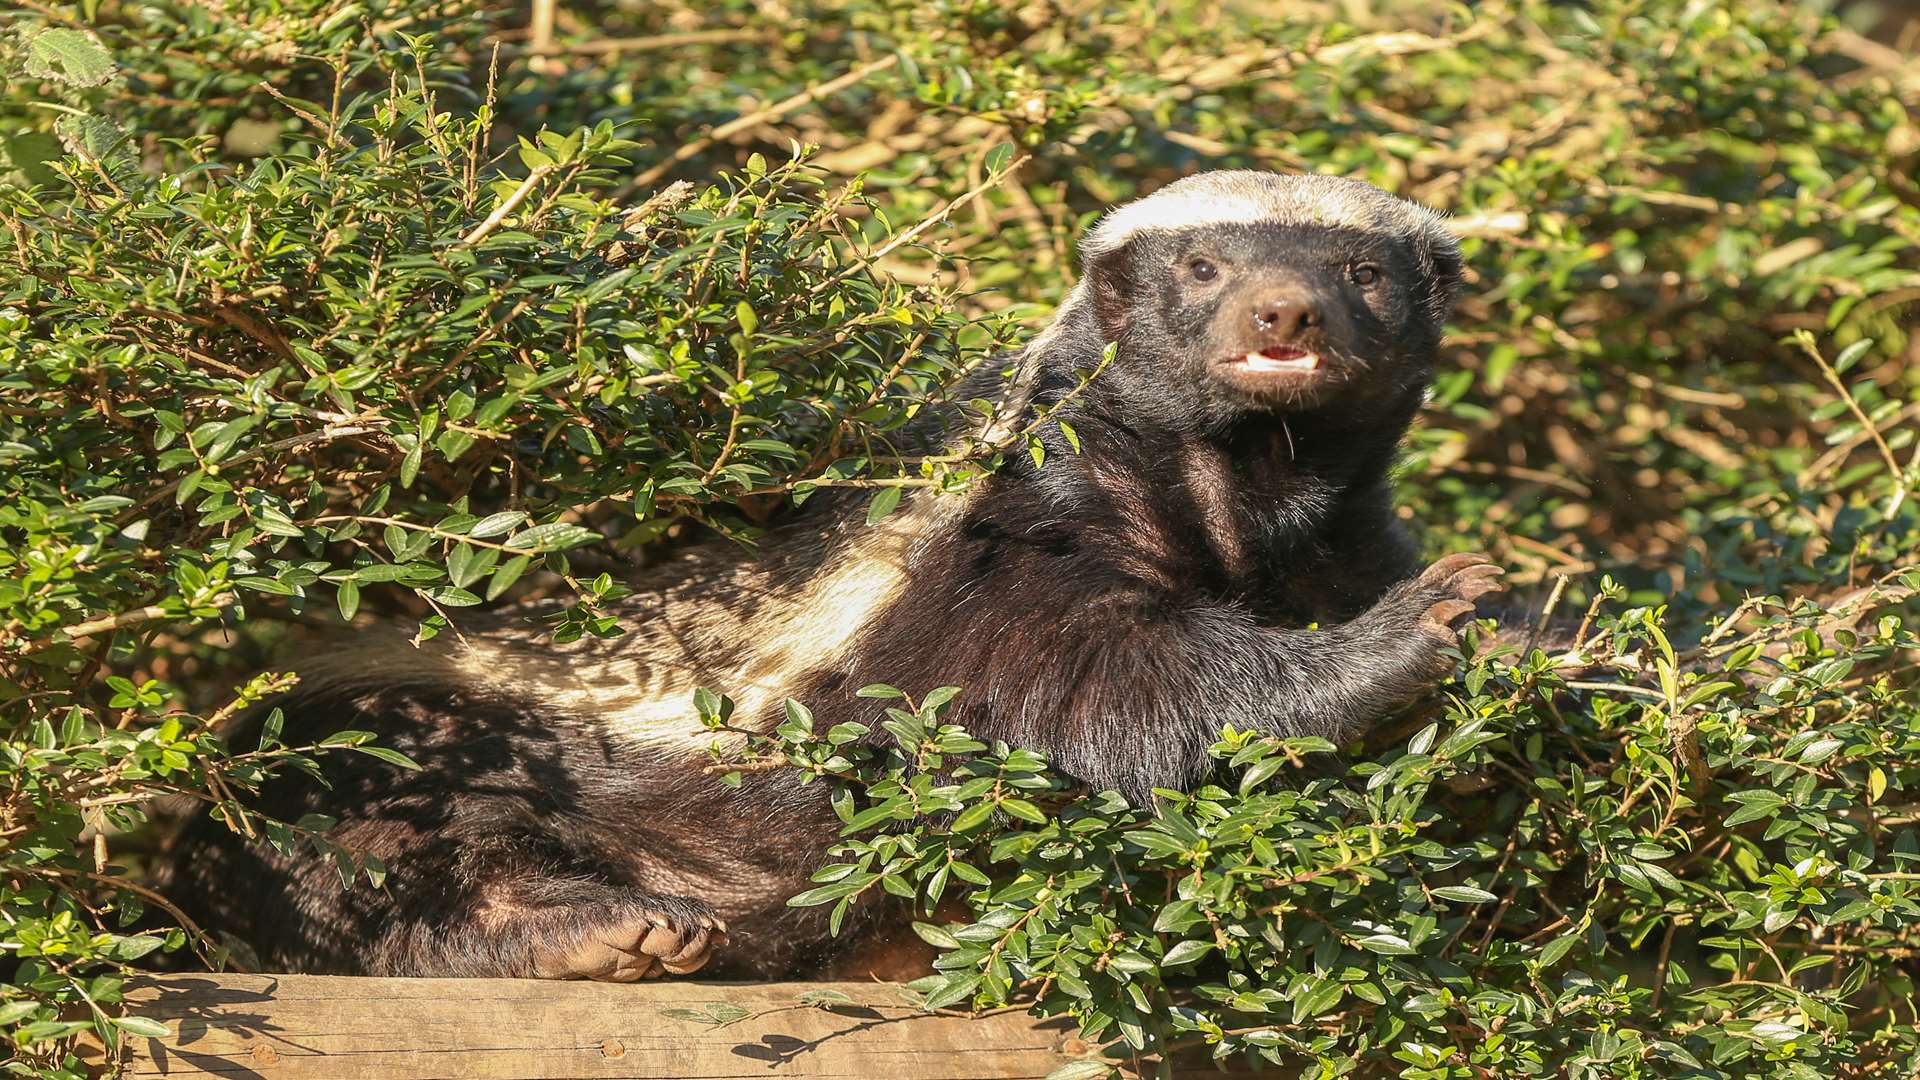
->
[536,896,728,982]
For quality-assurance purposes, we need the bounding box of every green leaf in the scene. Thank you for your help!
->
[113,1015,171,1038]
[999,798,1047,824]
[1833,339,1873,373]
[233,574,297,595]
[918,973,982,1011]
[18,1019,92,1043]
[1043,1063,1114,1080]
[504,522,599,552]
[318,730,373,747]
[787,879,866,907]
[335,580,361,622]
[352,745,422,770]
[1681,680,1738,709]
[446,543,492,588]
[55,113,132,168]
[27,29,116,87]
[468,511,527,538]
[486,555,533,601]
[1153,899,1200,933]
[911,922,961,949]
[865,485,902,524]
[952,801,995,832]
[1799,738,1844,765]
[1239,755,1285,793]
[921,685,963,711]
[399,445,423,489]
[1161,940,1214,967]
[1356,933,1415,955]
[1292,979,1343,1023]
[1539,930,1580,967]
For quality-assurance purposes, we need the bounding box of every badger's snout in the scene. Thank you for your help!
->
[1208,279,1344,395]
[1250,293,1320,340]
[1227,276,1342,354]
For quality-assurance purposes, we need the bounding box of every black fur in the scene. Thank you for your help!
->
[809,217,1472,799]
[157,176,1490,980]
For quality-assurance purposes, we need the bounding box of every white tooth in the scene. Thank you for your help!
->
[1240,352,1319,372]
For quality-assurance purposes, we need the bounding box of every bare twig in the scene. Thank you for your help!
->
[620,55,901,196]
[255,82,346,147]
[806,152,1032,298]
[459,164,557,246]
[110,422,387,529]
[37,868,240,971]
[17,595,235,655]
[527,0,556,56]
[1524,574,1571,656]
[1793,331,1908,519]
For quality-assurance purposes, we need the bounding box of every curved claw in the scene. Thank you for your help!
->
[1422,552,1493,582]
[1454,571,1507,602]
[1425,598,1479,627]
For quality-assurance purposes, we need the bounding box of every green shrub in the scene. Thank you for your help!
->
[1,0,1918,1077]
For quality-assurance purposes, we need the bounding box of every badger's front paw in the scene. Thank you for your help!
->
[1409,552,1505,643]
[1360,553,1504,679]
[536,895,728,982]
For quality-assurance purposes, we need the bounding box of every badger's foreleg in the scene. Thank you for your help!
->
[357,825,727,981]
[1002,554,1503,801]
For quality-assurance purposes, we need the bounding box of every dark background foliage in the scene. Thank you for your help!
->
[1,0,1918,1076]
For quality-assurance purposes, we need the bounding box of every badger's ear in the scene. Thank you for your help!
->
[1423,232,1466,320]
[1084,238,1141,339]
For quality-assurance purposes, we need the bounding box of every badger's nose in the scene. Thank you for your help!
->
[1252,296,1319,339]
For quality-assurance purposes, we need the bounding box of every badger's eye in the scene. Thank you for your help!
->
[1188,259,1219,283]
[1350,264,1381,286]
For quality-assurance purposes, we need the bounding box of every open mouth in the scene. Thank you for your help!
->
[1234,345,1320,373]
[1214,345,1326,391]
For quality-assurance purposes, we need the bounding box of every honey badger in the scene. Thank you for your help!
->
[160,171,1501,982]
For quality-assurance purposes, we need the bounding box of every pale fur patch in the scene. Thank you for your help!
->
[299,492,970,757]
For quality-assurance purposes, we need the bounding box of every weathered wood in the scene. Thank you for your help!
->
[104,975,1098,1079]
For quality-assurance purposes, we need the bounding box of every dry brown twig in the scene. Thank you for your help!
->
[620,55,903,197]
[805,151,1033,299]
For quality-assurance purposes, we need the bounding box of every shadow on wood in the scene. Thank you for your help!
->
[98,974,1101,1079]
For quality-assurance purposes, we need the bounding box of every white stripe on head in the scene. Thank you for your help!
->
[1079,171,1454,259]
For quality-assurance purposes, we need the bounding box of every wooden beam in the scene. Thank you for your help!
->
[103,975,1100,1079]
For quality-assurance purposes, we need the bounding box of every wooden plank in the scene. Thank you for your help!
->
[103,975,1100,1079]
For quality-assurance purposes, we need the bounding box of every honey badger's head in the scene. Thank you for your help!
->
[1051,171,1463,432]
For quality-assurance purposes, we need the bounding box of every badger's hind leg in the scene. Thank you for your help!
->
[382,829,727,982]
[162,684,735,981]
